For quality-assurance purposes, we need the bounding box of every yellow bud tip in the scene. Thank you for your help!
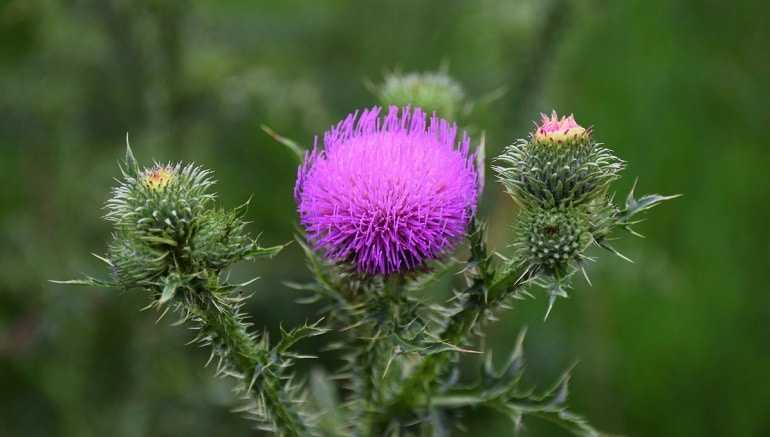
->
[143,166,174,190]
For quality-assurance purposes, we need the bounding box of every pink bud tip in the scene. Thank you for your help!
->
[534,111,587,142]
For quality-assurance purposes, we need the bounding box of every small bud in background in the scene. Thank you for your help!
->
[494,111,624,208]
[375,70,465,120]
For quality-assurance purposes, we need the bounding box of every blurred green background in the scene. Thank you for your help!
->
[1,0,768,435]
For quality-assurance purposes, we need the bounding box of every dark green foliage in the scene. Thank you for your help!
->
[431,331,601,437]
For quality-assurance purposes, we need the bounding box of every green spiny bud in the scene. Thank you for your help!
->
[101,146,274,292]
[106,162,214,248]
[376,70,465,120]
[514,207,592,275]
[494,112,624,208]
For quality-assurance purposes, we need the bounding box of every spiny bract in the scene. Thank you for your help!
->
[106,162,215,247]
[494,111,624,208]
[514,206,592,275]
[295,106,479,276]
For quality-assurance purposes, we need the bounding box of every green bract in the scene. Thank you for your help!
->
[106,160,214,248]
[514,206,592,275]
[494,131,624,208]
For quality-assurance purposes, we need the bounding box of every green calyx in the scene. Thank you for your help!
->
[494,134,624,208]
[106,161,214,248]
[515,207,592,275]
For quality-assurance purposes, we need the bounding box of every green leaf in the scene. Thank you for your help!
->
[124,133,140,176]
[159,273,185,305]
[140,235,178,246]
[49,277,116,287]
[261,125,306,163]
[246,242,289,259]
[620,178,681,222]
[91,252,114,267]
[274,319,329,355]
[429,337,606,437]
[531,410,603,437]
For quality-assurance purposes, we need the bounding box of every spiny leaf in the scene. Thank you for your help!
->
[246,241,289,259]
[620,178,681,223]
[124,133,140,176]
[140,235,178,246]
[91,252,114,267]
[275,319,329,355]
[159,273,186,305]
[597,241,634,263]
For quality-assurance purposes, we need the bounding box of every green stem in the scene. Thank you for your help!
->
[353,275,407,434]
[372,266,532,431]
[189,290,311,437]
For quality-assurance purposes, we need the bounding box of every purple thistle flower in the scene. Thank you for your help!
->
[295,106,479,276]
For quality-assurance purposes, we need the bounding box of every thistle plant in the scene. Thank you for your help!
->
[56,145,325,435]
[60,101,676,435]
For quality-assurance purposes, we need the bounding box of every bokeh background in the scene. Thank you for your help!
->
[2,0,769,436]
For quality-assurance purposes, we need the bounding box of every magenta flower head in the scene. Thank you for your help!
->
[295,106,479,276]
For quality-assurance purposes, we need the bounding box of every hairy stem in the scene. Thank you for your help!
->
[187,286,312,437]
[371,266,532,432]
[351,275,407,434]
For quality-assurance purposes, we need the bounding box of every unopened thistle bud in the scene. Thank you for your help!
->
[101,147,264,291]
[494,112,643,317]
[295,106,479,276]
[106,162,214,247]
[494,111,624,208]
[376,71,465,120]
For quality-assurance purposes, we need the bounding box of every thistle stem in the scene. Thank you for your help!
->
[372,266,531,431]
[187,287,312,437]
[354,275,407,433]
